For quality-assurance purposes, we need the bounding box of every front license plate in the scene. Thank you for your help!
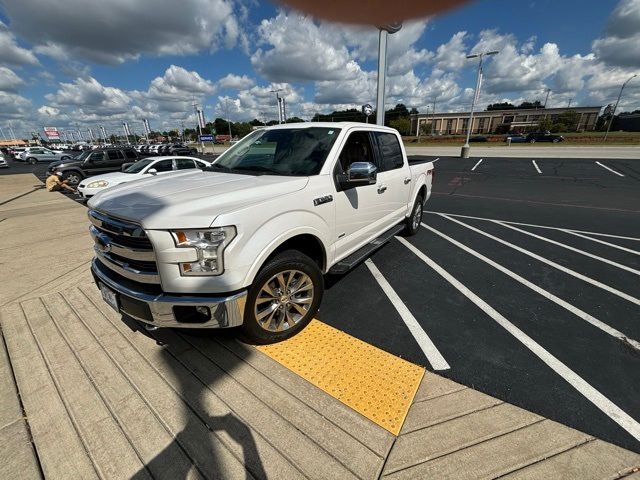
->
[100,283,119,312]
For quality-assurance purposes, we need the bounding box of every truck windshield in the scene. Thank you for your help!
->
[207,127,340,176]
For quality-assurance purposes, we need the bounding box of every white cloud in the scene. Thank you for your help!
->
[2,0,242,64]
[218,74,255,90]
[0,67,25,92]
[45,77,132,116]
[433,32,468,71]
[592,0,640,68]
[0,20,38,66]
[0,91,32,119]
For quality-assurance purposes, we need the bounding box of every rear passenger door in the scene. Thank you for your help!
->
[372,132,410,223]
[150,159,174,176]
[174,158,196,170]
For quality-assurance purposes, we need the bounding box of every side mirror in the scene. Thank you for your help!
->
[147,168,158,175]
[337,161,377,190]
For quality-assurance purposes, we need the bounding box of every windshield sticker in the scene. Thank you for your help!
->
[328,130,334,135]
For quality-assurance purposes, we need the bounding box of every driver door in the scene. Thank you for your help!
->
[332,130,388,259]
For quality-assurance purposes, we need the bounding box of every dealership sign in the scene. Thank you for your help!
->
[43,126,60,139]
[199,134,214,142]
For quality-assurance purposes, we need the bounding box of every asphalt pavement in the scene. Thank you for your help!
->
[321,155,640,453]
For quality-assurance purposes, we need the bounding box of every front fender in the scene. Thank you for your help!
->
[237,210,332,287]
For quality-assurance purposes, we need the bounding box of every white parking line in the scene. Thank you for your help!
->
[365,259,450,371]
[471,159,483,171]
[532,160,542,174]
[425,211,640,242]
[420,223,640,351]
[437,213,640,307]
[595,161,625,177]
[494,221,640,276]
[395,236,640,442]
[563,230,640,257]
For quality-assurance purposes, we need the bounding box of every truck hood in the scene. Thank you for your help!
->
[87,170,309,229]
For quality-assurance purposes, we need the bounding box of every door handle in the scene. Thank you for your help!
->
[377,185,387,194]
[404,178,411,184]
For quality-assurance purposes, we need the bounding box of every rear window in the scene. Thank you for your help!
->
[374,132,404,171]
[125,150,137,159]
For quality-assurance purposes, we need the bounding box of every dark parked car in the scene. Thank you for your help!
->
[47,147,140,185]
[158,144,171,156]
[505,134,527,143]
[525,132,565,143]
[469,136,488,142]
[167,144,198,155]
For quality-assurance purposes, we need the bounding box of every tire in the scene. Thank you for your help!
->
[240,250,324,344]
[27,157,37,165]
[404,194,424,236]
[63,170,83,185]
[552,138,560,143]
[61,156,70,160]
[529,139,536,144]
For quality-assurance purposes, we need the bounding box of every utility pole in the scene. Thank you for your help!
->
[0,127,6,140]
[461,50,499,158]
[225,98,232,139]
[376,23,402,126]
[193,101,204,152]
[604,74,637,142]
[567,98,572,108]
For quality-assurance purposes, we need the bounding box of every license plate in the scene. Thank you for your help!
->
[100,283,119,312]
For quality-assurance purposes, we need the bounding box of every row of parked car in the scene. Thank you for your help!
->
[134,143,198,156]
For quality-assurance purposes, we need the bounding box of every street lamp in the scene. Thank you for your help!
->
[270,89,284,124]
[376,23,402,126]
[461,50,499,158]
[603,74,638,142]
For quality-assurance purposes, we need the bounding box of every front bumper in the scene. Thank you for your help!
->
[77,184,103,198]
[91,258,246,329]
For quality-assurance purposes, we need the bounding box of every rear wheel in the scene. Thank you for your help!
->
[552,138,560,143]
[240,250,323,344]
[27,157,37,165]
[404,194,424,236]
[529,138,536,144]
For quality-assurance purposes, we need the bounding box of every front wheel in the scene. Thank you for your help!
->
[552,138,560,143]
[404,194,424,236]
[529,139,536,144]
[27,157,37,165]
[240,250,323,344]
[63,170,83,185]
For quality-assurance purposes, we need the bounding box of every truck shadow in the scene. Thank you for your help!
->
[121,317,267,479]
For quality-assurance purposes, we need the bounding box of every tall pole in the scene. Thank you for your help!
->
[543,88,551,108]
[567,98,572,108]
[375,23,402,126]
[0,127,6,140]
[225,98,232,139]
[270,89,283,124]
[604,74,637,142]
[193,101,204,152]
[461,50,499,158]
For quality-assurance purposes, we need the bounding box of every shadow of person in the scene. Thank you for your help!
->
[121,317,267,480]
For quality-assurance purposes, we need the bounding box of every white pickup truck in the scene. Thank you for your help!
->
[88,122,434,343]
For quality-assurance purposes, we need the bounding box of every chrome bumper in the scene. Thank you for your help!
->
[91,259,246,329]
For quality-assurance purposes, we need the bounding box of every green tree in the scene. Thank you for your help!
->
[518,100,543,109]
[556,110,580,131]
[538,117,553,131]
[389,118,412,136]
[285,116,305,123]
[419,122,433,135]
[487,102,515,111]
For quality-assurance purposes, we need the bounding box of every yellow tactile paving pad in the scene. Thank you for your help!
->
[257,319,425,435]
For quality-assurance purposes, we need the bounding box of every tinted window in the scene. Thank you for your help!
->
[153,160,173,172]
[90,152,107,162]
[107,150,120,160]
[125,150,137,159]
[175,158,195,169]
[374,132,404,171]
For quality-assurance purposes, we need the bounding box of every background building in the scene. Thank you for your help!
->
[410,106,602,135]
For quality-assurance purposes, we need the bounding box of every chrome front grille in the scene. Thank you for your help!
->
[89,210,159,284]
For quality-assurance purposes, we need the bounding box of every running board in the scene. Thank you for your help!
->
[329,224,404,275]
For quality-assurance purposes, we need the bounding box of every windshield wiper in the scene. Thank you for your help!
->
[232,165,282,175]
[203,164,231,172]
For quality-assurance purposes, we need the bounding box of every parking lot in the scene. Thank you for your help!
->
[314,155,640,453]
[1,152,639,466]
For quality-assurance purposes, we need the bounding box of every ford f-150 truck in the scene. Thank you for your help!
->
[87,122,434,343]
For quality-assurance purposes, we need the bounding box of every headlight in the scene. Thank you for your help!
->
[87,180,109,188]
[171,226,236,276]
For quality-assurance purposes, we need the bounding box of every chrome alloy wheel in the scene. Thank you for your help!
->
[412,200,423,230]
[254,269,314,332]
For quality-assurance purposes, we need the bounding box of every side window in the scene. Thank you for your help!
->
[374,132,404,171]
[153,160,173,172]
[90,152,107,162]
[336,131,376,174]
[125,150,137,159]
[195,160,207,168]
[175,158,196,170]
[107,150,120,160]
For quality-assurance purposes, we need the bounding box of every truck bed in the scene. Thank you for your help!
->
[407,155,436,165]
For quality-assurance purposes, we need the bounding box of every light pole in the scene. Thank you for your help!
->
[270,89,283,124]
[543,88,551,108]
[461,50,499,158]
[604,74,637,142]
[376,23,402,126]
[225,98,233,139]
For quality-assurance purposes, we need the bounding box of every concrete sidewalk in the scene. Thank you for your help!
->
[1,173,638,479]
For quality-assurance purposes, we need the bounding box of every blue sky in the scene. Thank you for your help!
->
[0,0,638,137]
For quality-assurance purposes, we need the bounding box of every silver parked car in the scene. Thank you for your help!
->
[19,147,72,164]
